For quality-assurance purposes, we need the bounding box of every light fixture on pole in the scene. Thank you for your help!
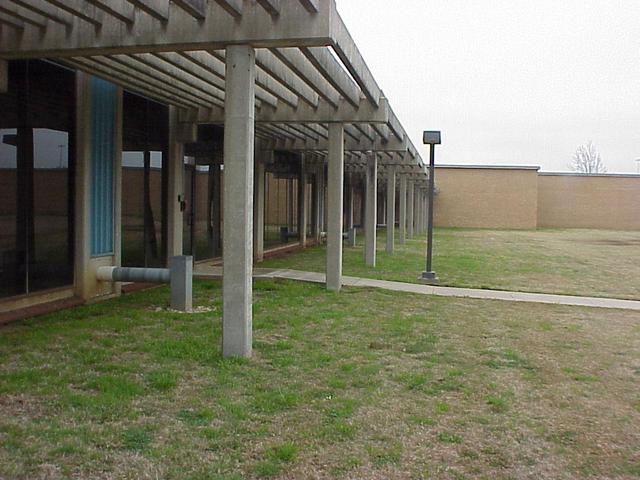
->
[420,130,441,283]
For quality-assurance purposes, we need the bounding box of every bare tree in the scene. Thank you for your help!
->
[569,141,606,174]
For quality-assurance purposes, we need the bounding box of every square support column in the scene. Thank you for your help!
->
[253,150,266,262]
[318,165,326,234]
[167,106,185,258]
[364,152,378,267]
[386,166,397,254]
[399,175,407,244]
[298,154,307,247]
[407,180,415,239]
[415,188,421,235]
[345,173,354,231]
[222,45,255,358]
[326,124,344,291]
[0,60,7,93]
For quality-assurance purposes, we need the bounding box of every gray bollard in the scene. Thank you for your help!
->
[170,255,193,312]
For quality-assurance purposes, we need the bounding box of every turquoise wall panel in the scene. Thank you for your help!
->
[90,77,117,256]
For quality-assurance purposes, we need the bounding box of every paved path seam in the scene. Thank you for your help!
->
[193,266,640,311]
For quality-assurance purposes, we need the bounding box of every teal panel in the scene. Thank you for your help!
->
[90,77,117,256]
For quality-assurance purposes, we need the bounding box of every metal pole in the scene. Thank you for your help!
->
[420,144,438,283]
[427,145,435,272]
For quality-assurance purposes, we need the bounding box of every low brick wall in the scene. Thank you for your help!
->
[538,173,640,230]
[433,165,640,230]
[434,166,539,229]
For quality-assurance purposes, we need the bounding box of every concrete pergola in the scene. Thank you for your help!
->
[0,0,429,357]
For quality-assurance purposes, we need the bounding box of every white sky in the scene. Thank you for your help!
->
[337,0,640,173]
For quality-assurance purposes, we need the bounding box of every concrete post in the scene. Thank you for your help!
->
[407,180,415,239]
[415,188,422,234]
[420,189,424,233]
[253,151,265,262]
[386,166,397,254]
[326,124,344,292]
[167,106,185,258]
[415,188,421,235]
[345,173,354,231]
[0,60,7,93]
[222,45,255,358]
[298,154,307,247]
[318,165,325,233]
[364,153,377,267]
[313,166,321,241]
[211,163,222,257]
[170,255,193,311]
[399,175,407,245]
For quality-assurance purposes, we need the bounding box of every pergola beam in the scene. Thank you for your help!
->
[124,0,168,22]
[174,0,206,19]
[300,46,361,107]
[41,0,102,27]
[183,51,279,108]
[210,50,299,108]
[0,1,333,58]
[84,0,134,25]
[299,0,319,13]
[132,53,226,103]
[0,12,25,29]
[256,0,280,16]
[255,49,319,107]
[62,58,197,109]
[271,47,341,108]
[8,0,73,26]
[0,4,47,29]
[213,0,242,18]
[330,7,381,106]
[186,96,392,124]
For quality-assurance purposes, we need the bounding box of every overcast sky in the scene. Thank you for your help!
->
[337,0,640,173]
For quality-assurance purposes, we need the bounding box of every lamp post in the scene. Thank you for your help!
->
[420,131,441,283]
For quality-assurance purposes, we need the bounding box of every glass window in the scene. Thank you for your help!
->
[0,60,75,298]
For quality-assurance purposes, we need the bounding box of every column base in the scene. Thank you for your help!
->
[418,271,439,284]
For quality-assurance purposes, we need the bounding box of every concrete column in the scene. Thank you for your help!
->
[318,165,325,233]
[407,180,415,239]
[414,188,422,234]
[313,166,322,241]
[345,173,354,230]
[297,154,307,247]
[364,153,377,267]
[415,188,421,235]
[167,106,185,258]
[253,151,265,262]
[386,166,397,254]
[326,124,344,292]
[211,163,222,257]
[359,181,366,228]
[420,190,426,234]
[222,45,255,358]
[0,60,6,93]
[287,178,294,231]
[399,175,407,245]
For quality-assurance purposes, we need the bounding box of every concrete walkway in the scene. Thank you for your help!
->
[194,266,640,311]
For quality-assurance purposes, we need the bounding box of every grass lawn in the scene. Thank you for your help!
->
[260,228,640,300]
[1,280,639,479]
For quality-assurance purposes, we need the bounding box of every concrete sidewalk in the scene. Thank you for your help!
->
[194,266,640,311]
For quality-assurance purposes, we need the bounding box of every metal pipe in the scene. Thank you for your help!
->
[96,266,171,283]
